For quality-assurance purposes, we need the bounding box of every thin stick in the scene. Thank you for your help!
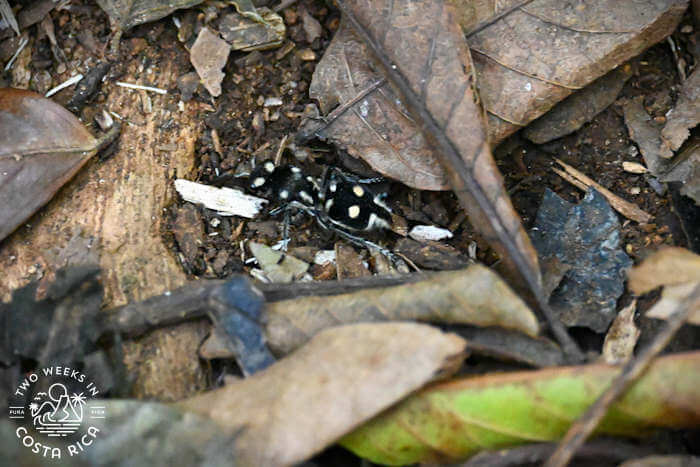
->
[554,159,653,224]
[544,283,700,467]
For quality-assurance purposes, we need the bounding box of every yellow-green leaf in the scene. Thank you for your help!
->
[341,352,700,465]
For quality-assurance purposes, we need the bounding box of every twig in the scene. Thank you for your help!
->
[45,73,83,97]
[544,283,700,467]
[0,0,19,35]
[553,158,653,224]
[461,438,657,467]
[334,1,583,363]
[115,81,168,94]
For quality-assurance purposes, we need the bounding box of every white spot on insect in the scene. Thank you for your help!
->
[306,176,314,182]
[300,190,314,204]
[373,194,392,212]
[291,166,301,173]
[325,199,334,210]
[367,213,390,230]
[252,177,266,187]
[348,205,361,219]
[352,185,365,197]
[329,182,337,192]
[264,161,275,173]
[280,190,289,199]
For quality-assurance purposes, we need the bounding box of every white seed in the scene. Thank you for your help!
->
[352,185,365,197]
[348,205,361,218]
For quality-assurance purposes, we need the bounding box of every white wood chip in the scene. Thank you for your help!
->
[175,179,267,218]
[409,225,453,242]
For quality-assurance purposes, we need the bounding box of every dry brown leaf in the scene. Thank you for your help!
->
[0,88,116,242]
[602,300,640,364]
[662,67,700,151]
[647,282,700,326]
[265,266,539,355]
[323,1,547,331]
[628,247,700,295]
[178,322,467,467]
[623,96,674,174]
[306,20,449,190]
[96,0,201,31]
[467,0,686,143]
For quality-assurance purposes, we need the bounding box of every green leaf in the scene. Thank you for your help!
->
[341,352,700,465]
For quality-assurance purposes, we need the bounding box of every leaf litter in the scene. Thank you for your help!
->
[1,0,699,465]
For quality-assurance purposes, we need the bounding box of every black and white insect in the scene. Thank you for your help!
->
[248,160,396,258]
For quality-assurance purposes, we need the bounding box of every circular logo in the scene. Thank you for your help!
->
[7,366,105,459]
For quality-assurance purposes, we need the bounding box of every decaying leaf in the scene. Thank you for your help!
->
[628,247,700,325]
[628,247,700,295]
[341,351,700,465]
[305,20,449,190]
[602,300,640,364]
[523,63,634,144]
[0,88,118,242]
[265,265,539,355]
[189,27,230,97]
[327,1,546,332]
[662,67,700,152]
[179,322,467,467]
[465,0,687,143]
[96,0,202,31]
[623,96,674,174]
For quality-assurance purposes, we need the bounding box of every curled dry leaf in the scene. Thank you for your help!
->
[628,247,700,325]
[0,88,117,242]
[341,351,700,465]
[179,322,467,467]
[265,266,539,356]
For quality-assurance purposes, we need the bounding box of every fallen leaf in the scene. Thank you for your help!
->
[662,138,700,205]
[179,323,467,467]
[628,247,700,325]
[335,243,371,279]
[0,88,117,242]
[619,455,700,467]
[249,242,309,283]
[326,1,545,317]
[265,265,539,355]
[647,282,700,326]
[523,64,634,144]
[628,247,700,294]
[304,21,448,190]
[394,238,470,270]
[531,188,632,332]
[96,0,201,31]
[662,67,700,151]
[341,351,700,465]
[189,27,230,97]
[602,301,640,364]
[465,0,687,143]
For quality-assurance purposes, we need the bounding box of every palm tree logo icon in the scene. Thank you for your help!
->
[30,383,86,437]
